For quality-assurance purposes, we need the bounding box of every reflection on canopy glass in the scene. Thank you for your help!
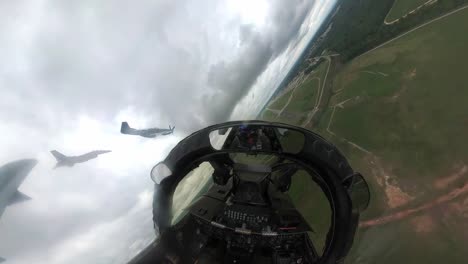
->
[151,162,172,184]
[209,125,305,154]
[171,162,214,224]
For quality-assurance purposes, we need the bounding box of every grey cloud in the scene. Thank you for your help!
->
[1,0,316,134]
[205,34,273,122]
[203,0,316,124]
[1,0,185,130]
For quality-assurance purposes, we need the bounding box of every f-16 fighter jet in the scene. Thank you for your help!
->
[50,150,111,168]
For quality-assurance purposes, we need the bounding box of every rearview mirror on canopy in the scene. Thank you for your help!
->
[343,173,370,213]
[151,162,172,184]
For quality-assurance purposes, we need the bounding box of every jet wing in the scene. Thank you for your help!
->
[8,191,31,206]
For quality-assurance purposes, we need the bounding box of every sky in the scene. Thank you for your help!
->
[0,0,336,263]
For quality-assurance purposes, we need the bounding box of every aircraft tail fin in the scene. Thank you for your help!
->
[50,150,67,162]
[169,125,175,133]
[121,121,133,134]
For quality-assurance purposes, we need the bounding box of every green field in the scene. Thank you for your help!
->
[261,60,329,126]
[332,6,468,183]
[334,8,468,263]
[386,0,431,22]
[260,7,468,263]
[267,89,294,110]
[286,76,320,113]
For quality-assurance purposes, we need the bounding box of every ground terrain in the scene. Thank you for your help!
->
[260,6,468,263]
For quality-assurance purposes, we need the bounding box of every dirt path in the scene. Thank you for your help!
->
[384,0,438,25]
[434,165,467,190]
[306,53,340,61]
[264,108,307,121]
[325,95,373,155]
[360,169,468,228]
[302,56,332,127]
[265,108,281,114]
[267,72,306,106]
[326,106,337,136]
[278,84,300,117]
[267,63,318,111]
[279,77,321,118]
[361,70,389,77]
